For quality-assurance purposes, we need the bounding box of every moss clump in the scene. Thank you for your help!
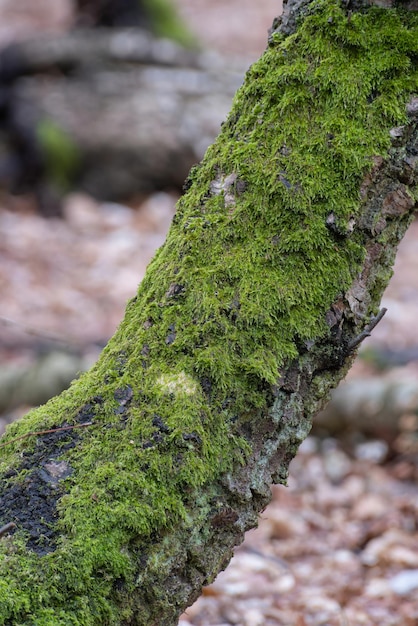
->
[0,1,417,623]
[142,0,198,48]
[36,119,81,192]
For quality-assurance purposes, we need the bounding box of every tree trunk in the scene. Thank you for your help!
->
[0,0,417,624]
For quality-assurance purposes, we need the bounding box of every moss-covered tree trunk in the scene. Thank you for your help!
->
[0,0,417,624]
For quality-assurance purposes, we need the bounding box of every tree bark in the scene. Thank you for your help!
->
[0,1,417,624]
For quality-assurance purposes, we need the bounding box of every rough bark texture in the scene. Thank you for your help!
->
[0,0,417,624]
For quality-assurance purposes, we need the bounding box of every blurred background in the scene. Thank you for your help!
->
[0,1,417,624]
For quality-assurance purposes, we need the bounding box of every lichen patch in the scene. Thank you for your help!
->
[156,371,199,396]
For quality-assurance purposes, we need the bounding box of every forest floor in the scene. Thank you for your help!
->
[0,1,417,624]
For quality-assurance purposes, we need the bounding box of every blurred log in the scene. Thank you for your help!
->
[315,373,418,440]
[361,345,418,370]
[0,351,88,416]
[0,29,244,206]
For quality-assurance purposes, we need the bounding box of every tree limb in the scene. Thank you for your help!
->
[0,1,417,624]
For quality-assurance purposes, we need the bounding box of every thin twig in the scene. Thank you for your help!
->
[0,422,93,450]
[347,307,387,352]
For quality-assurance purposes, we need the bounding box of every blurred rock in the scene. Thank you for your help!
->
[389,569,418,595]
[352,493,388,520]
[323,447,351,483]
[354,440,388,463]
[362,530,418,567]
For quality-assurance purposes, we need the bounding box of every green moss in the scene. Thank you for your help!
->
[142,0,198,48]
[0,1,417,623]
[36,119,81,192]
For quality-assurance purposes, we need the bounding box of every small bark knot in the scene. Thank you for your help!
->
[406,97,418,117]
[325,300,344,330]
[210,507,239,529]
[382,185,415,217]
